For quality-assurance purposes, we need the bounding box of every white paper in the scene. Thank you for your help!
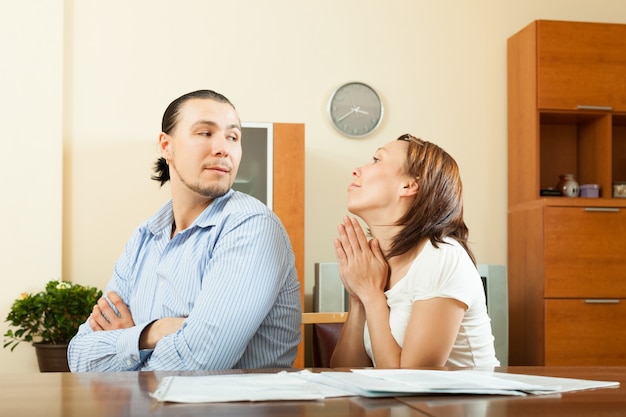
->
[150,369,620,403]
[346,369,619,395]
[324,370,542,396]
[150,371,325,403]
[481,371,621,394]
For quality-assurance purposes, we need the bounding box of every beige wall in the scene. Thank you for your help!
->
[2,0,626,372]
[1,1,64,372]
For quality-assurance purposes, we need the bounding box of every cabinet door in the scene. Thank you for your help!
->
[545,299,626,365]
[272,123,306,368]
[537,21,626,111]
[544,206,626,297]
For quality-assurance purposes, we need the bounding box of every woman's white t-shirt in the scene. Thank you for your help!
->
[364,237,500,367]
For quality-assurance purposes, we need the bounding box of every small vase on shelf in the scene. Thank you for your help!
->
[556,174,579,197]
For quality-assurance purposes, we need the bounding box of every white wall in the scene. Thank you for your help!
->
[2,0,626,372]
[0,0,64,372]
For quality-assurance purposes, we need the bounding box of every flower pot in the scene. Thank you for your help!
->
[34,343,70,372]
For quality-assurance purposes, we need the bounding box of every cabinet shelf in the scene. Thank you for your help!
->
[539,110,612,197]
[535,111,626,200]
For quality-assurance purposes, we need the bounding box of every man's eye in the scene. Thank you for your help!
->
[199,131,211,137]
[228,134,240,142]
[372,157,380,163]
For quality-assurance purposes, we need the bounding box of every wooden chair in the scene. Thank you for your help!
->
[301,312,347,368]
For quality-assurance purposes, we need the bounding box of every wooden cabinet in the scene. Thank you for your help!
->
[545,299,626,365]
[507,20,626,365]
[509,201,626,365]
[535,21,626,111]
[544,207,626,298]
[508,20,626,207]
[238,123,306,367]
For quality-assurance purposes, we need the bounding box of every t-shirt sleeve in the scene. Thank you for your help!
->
[408,240,479,309]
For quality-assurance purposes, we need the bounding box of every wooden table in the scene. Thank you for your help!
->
[0,367,623,416]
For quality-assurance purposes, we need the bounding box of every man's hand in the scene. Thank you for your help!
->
[139,318,186,350]
[89,291,136,331]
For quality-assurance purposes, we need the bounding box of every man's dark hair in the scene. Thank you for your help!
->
[151,90,235,186]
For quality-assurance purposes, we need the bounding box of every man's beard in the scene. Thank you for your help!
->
[170,161,231,199]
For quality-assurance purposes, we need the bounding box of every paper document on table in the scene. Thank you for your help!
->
[150,372,326,403]
[323,370,544,396]
[476,371,621,395]
[343,369,619,396]
[150,369,620,403]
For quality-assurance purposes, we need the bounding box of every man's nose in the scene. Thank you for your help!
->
[210,133,229,156]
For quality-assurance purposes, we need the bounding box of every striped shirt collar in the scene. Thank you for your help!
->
[147,189,235,236]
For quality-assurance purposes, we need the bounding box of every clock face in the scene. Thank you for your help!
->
[328,82,383,138]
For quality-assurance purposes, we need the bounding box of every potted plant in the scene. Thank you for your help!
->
[3,279,102,372]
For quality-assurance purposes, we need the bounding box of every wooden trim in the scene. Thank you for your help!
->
[271,123,306,368]
[272,123,305,305]
[507,20,539,207]
[302,312,348,324]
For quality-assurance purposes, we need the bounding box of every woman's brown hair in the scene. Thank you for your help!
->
[386,134,476,265]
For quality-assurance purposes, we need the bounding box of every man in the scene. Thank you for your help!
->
[68,90,301,371]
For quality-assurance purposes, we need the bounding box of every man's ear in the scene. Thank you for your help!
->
[158,132,172,161]
[401,178,419,196]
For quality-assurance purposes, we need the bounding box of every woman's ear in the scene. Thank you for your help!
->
[401,178,419,196]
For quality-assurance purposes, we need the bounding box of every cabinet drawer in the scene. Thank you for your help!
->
[544,206,626,297]
[537,21,626,111]
[545,299,626,365]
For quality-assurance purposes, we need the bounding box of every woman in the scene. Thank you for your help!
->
[330,134,499,369]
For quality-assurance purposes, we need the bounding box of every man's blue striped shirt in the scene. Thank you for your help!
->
[68,190,301,371]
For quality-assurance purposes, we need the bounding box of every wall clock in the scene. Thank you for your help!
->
[327,82,383,138]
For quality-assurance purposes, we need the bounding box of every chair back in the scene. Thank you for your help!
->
[302,312,347,368]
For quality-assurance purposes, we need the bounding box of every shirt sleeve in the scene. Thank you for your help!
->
[409,239,477,309]
[142,213,293,370]
[67,320,153,371]
[67,227,155,371]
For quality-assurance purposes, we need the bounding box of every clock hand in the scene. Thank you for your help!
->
[349,91,356,107]
[354,107,369,116]
[337,109,355,122]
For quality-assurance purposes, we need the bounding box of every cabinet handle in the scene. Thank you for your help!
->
[576,105,613,111]
[584,299,620,304]
[584,207,620,213]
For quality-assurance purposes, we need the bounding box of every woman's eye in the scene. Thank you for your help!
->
[199,131,211,137]
[228,134,240,142]
[372,156,380,163]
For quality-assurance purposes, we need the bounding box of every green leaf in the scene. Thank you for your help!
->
[3,279,102,349]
